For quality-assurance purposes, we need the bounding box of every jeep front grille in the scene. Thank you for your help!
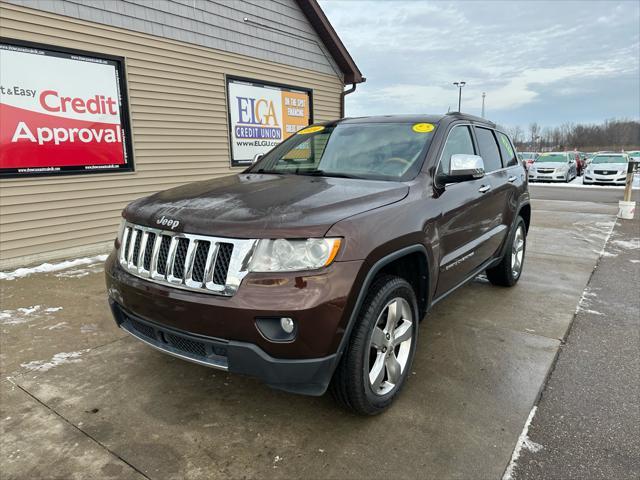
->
[118,222,256,296]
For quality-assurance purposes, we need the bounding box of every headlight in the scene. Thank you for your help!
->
[555,166,568,173]
[248,238,342,272]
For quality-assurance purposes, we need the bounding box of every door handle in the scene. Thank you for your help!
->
[508,176,517,183]
[478,185,491,193]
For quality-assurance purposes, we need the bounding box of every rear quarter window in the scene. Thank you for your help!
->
[474,127,502,172]
[497,132,518,167]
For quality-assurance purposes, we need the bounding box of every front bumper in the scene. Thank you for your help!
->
[583,173,626,185]
[528,170,568,182]
[105,252,364,395]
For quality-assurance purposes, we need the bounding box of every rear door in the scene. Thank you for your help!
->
[434,125,496,296]
[495,131,525,235]
[470,127,511,263]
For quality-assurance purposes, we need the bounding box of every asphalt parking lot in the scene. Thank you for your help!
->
[0,194,624,480]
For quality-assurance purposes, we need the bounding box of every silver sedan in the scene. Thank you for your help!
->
[528,152,578,183]
[583,153,630,186]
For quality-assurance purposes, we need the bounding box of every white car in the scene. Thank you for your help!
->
[583,153,630,186]
[528,152,578,183]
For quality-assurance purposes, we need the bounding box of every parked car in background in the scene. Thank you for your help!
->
[626,150,640,162]
[528,152,578,182]
[583,153,630,185]
[519,152,538,170]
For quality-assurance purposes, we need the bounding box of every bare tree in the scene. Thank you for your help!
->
[512,119,640,151]
[528,122,540,150]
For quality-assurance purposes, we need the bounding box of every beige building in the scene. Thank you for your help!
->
[0,0,363,269]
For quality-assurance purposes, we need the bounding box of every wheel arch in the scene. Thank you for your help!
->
[335,245,430,362]
[518,202,531,233]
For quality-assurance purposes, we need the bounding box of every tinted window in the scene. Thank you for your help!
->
[438,126,475,174]
[497,132,518,167]
[474,127,502,172]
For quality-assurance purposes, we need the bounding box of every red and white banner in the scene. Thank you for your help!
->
[0,41,133,177]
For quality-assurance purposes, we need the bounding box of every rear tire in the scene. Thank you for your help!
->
[330,275,418,415]
[486,217,527,287]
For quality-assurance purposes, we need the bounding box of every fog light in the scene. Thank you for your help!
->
[255,317,297,342]
[280,317,295,334]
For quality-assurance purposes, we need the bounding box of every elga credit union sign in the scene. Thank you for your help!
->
[227,77,311,166]
[0,40,133,178]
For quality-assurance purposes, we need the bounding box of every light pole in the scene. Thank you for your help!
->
[453,81,466,112]
[481,92,486,118]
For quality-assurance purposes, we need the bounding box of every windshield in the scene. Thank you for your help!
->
[535,153,567,163]
[521,153,537,160]
[247,122,436,181]
[591,155,628,164]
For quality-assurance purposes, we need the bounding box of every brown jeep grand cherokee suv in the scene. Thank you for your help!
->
[106,113,530,415]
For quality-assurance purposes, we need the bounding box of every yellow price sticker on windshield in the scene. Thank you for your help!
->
[297,125,325,135]
[412,123,435,133]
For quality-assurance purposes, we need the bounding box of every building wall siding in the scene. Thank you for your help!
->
[0,2,344,267]
[3,0,343,78]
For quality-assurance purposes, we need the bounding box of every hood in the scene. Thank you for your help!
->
[124,173,409,238]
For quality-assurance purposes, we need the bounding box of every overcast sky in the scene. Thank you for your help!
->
[319,0,640,128]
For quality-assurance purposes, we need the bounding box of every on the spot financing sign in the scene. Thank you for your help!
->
[227,78,311,166]
[0,41,133,177]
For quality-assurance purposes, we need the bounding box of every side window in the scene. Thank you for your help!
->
[474,127,502,172]
[497,132,518,167]
[438,126,475,174]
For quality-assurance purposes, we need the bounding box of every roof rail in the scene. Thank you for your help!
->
[446,111,496,127]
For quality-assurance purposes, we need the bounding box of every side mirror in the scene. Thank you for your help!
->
[441,154,485,183]
[252,153,264,164]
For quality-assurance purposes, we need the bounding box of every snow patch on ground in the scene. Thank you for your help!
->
[54,263,104,278]
[0,305,63,326]
[503,407,542,480]
[610,238,640,250]
[44,322,68,330]
[0,254,107,281]
[20,349,90,372]
[0,306,42,325]
[576,286,605,316]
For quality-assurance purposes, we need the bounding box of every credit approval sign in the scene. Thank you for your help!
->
[227,77,311,166]
[0,40,133,177]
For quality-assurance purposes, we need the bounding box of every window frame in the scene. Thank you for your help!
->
[495,130,519,168]
[473,126,504,174]
[434,123,478,181]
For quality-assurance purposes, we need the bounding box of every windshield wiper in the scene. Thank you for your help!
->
[298,169,359,179]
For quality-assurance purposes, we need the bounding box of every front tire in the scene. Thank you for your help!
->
[330,275,418,415]
[486,217,527,287]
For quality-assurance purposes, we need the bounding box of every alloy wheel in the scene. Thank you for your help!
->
[367,297,413,396]
[511,225,525,278]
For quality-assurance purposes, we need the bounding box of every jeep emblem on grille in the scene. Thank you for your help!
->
[156,215,180,230]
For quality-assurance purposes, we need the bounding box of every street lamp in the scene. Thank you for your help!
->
[481,92,486,118]
[453,81,466,112]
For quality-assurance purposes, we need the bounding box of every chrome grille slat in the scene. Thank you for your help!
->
[118,222,256,296]
[120,227,131,263]
[127,229,139,268]
[137,231,149,275]
[183,239,199,284]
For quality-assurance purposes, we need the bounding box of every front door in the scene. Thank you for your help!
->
[434,125,499,296]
